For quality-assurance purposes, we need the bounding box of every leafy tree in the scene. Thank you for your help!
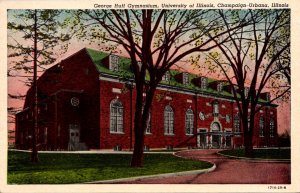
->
[203,10,290,156]
[8,9,70,162]
[68,10,250,167]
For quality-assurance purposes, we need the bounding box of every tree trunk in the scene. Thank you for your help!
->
[244,134,253,157]
[31,10,38,163]
[131,82,156,167]
[242,114,254,158]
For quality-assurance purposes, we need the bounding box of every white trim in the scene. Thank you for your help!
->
[110,132,125,135]
[99,76,235,102]
[164,133,175,136]
[224,128,232,132]
[112,88,122,94]
[165,96,172,100]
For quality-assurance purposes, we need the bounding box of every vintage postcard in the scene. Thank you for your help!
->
[0,0,299,192]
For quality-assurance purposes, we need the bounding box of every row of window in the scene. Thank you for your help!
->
[233,114,275,137]
[110,99,275,137]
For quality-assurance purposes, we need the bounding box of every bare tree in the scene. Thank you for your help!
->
[69,9,250,167]
[203,9,290,156]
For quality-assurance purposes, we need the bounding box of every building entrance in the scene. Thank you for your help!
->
[225,135,231,147]
[212,134,220,148]
[68,124,80,150]
[197,129,207,148]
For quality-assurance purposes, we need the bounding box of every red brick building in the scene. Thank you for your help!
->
[15,48,278,151]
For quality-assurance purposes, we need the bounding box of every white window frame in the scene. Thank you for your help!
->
[183,73,189,85]
[110,99,124,133]
[185,108,194,135]
[164,105,174,135]
[234,114,241,133]
[162,71,170,82]
[201,77,207,90]
[212,101,219,117]
[109,55,120,71]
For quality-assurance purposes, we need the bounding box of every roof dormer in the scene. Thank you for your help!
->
[174,72,190,85]
[162,71,170,82]
[109,54,120,71]
[260,92,271,101]
[209,80,225,93]
[191,76,208,90]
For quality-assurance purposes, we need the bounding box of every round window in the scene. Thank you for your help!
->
[211,122,220,131]
[71,97,80,106]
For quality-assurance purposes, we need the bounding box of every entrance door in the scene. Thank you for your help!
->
[200,134,206,148]
[212,135,220,148]
[68,124,80,150]
[225,135,231,147]
[197,129,207,148]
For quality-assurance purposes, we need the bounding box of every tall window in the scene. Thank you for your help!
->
[146,111,151,134]
[212,101,219,117]
[183,73,189,85]
[185,109,194,135]
[201,77,207,90]
[259,116,264,137]
[142,105,151,134]
[164,105,174,135]
[234,114,240,133]
[110,99,124,133]
[109,55,119,71]
[270,118,275,137]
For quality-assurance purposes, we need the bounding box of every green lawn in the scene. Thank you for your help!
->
[8,151,212,184]
[219,148,290,160]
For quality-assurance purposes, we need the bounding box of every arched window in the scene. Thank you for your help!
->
[234,113,240,133]
[110,99,124,133]
[270,118,275,137]
[185,109,194,135]
[259,116,264,137]
[164,105,174,135]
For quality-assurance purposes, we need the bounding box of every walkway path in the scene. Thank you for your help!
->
[116,149,290,184]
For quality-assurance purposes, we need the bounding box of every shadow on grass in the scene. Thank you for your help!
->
[8,151,212,184]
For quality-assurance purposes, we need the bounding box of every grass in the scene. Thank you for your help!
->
[219,148,290,160]
[8,151,212,184]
